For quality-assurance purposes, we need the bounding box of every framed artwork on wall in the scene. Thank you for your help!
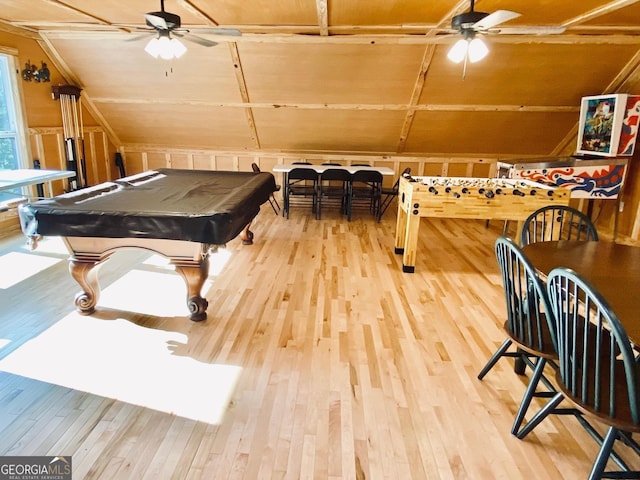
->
[576,94,629,157]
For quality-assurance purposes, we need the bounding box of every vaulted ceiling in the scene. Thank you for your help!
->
[3,0,640,157]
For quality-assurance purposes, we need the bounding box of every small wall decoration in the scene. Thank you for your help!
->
[577,94,629,157]
[21,60,51,83]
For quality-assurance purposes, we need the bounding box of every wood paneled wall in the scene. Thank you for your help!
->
[121,147,498,186]
[28,126,118,189]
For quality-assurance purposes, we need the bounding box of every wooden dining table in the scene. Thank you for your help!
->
[522,240,640,344]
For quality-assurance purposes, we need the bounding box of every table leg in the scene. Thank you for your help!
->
[239,222,254,245]
[394,203,408,254]
[282,172,289,217]
[401,211,421,273]
[69,256,108,315]
[173,254,210,322]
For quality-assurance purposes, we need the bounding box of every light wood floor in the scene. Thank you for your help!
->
[0,206,638,479]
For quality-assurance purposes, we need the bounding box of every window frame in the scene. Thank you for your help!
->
[0,47,33,206]
[0,47,31,171]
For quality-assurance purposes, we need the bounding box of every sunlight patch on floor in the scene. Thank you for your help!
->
[0,251,62,289]
[99,269,214,317]
[207,248,232,276]
[142,253,173,268]
[0,314,241,424]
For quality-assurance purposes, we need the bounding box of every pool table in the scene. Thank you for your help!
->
[19,168,277,321]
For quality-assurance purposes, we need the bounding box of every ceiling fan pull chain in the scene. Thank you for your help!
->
[462,53,468,80]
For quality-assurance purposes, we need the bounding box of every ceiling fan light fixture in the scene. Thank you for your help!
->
[144,34,187,60]
[447,39,469,64]
[447,36,489,64]
[468,37,488,62]
[144,37,162,58]
[168,37,187,58]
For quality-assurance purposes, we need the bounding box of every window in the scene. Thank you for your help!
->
[0,50,29,205]
[0,54,23,170]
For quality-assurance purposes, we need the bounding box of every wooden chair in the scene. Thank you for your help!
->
[520,205,598,246]
[285,167,318,219]
[379,167,411,219]
[350,170,382,221]
[545,268,640,479]
[479,236,566,436]
[317,168,351,220]
[252,162,280,215]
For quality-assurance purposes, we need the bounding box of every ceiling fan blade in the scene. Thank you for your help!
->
[197,27,242,36]
[473,10,520,30]
[145,13,168,30]
[126,31,155,42]
[174,31,218,47]
[496,26,566,35]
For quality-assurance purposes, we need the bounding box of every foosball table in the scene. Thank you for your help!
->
[394,176,570,272]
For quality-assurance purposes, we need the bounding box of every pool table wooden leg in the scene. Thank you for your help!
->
[173,255,210,322]
[240,221,254,245]
[63,236,214,321]
[69,256,108,315]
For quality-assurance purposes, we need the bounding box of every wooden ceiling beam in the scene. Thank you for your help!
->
[604,48,640,92]
[316,0,329,36]
[562,0,640,27]
[397,44,436,153]
[228,42,260,149]
[394,2,471,153]
[440,0,472,28]
[177,0,220,27]
[0,19,40,38]
[36,34,82,89]
[242,33,640,46]
[88,97,579,113]
[9,21,123,31]
[37,30,640,46]
[38,0,123,28]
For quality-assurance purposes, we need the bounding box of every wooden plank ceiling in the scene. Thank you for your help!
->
[2,0,640,157]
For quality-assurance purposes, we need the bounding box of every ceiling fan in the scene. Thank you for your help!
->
[444,0,565,74]
[132,0,241,58]
[449,0,521,39]
[448,0,566,37]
